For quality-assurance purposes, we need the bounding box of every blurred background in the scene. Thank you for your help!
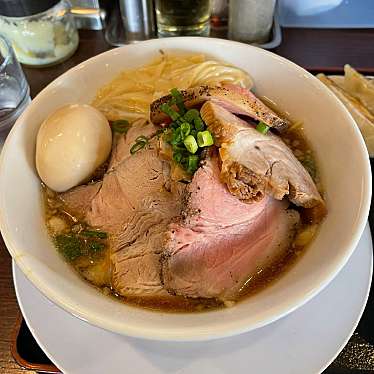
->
[1,0,373,67]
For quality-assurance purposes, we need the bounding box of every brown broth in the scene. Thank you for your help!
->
[43,122,323,313]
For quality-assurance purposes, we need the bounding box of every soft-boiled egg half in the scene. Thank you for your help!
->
[36,104,112,192]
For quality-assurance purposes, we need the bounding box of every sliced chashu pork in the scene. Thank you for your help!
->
[60,123,186,298]
[108,119,155,171]
[150,84,289,131]
[61,122,170,232]
[111,181,185,297]
[162,157,300,300]
[200,102,326,218]
[60,182,102,221]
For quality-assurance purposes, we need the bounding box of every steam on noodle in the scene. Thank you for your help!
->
[92,53,253,122]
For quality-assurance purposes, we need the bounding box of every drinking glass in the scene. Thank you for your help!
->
[155,0,211,37]
[229,0,276,44]
[0,34,30,144]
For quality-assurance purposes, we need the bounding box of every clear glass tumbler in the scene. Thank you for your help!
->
[0,35,30,144]
[155,0,211,37]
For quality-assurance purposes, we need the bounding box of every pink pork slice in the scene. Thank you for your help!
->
[150,84,289,131]
[161,157,300,301]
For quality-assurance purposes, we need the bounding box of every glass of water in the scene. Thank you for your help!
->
[0,34,30,142]
[155,0,211,37]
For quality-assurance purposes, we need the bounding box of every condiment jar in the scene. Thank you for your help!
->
[0,0,79,67]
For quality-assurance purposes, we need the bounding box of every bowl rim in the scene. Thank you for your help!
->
[0,37,371,341]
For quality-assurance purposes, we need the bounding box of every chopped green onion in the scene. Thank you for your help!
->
[171,127,183,145]
[151,88,213,175]
[176,117,185,125]
[180,155,189,170]
[55,234,82,261]
[81,230,108,239]
[89,242,105,252]
[256,121,270,134]
[173,152,183,163]
[136,135,148,143]
[180,122,190,139]
[172,144,186,152]
[183,135,198,154]
[194,117,205,131]
[130,129,165,155]
[111,119,130,134]
[187,155,199,174]
[183,109,200,123]
[160,103,180,121]
[130,140,147,154]
[197,130,214,147]
[171,88,186,115]
[130,134,149,154]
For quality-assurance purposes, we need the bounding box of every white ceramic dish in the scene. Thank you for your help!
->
[13,227,373,373]
[0,37,371,341]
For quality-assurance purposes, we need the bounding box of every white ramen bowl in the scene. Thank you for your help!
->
[0,38,371,341]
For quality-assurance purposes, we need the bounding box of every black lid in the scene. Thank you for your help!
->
[0,0,60,17]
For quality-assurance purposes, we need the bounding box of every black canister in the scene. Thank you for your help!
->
[0,0,60,17]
